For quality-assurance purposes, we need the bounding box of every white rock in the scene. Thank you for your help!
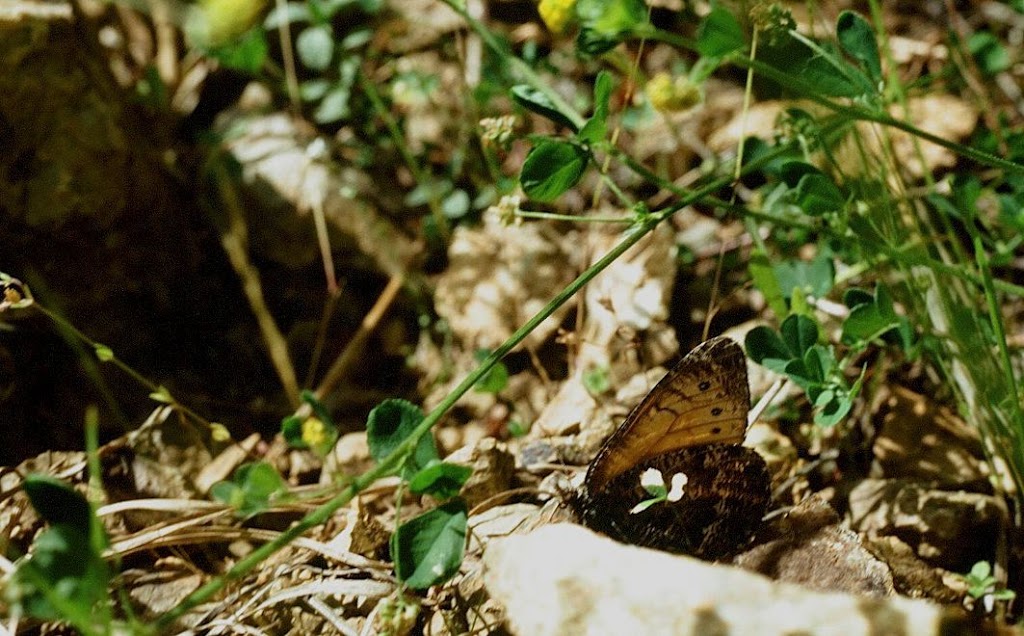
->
[483,523,973,636]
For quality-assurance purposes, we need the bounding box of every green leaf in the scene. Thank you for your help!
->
[296,25,335,71]
[576,0,647,37]
[366,399,438,478]
[212,462,288,518]
[507,420,530,437]
[802,345,833,384]
[843,287,873,309]
[10,524,110,622]
[473,349,509,394]
[762,35,868,98]
[510,85,578,131]
[22,475,92,534]
[748,252,788,318]
[206,28,268,74]
[210,481,242,508]
[836,11,881,84]
[576,29,622,56]
[780,162,844,216]
[782,357,815,389]
[583,365,611,395]
[969,32,1010,75]
[391,499,468,589]
[408,461,473,499]
[841,284,902,344]
[629,498,663,514]
[520,140,589,202]
[772,252,835,299]
[795,173,845,216]
[314,85,352,123]
[813,390,853,427]
[441,189,471,219]
[781,313,819,357]
[574,0,648,55]
[697,6,745,57]
[745,326,793,370]
[579,71,614,144]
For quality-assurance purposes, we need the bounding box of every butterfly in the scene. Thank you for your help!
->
[570,336,771,560]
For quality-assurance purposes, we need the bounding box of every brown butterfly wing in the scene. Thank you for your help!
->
[574,443,770,560]
[583,336,752,495]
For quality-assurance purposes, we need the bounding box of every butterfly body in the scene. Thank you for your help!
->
[571,337,771,559]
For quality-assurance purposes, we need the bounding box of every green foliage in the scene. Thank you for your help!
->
[962,561,1015,611]
[779,162,846,217]
[579,71,614,144]
[760,23,877,99]
[366,399,439,479]
[969,33,1010,75]
[211,462,289,518]
[746,315,863,427]
[206,28,269,73]
[520,140,590,202]
[575,0,648,56]
[511,85,579,131]
[696,6,745,58]
[772,252,835,301]
[473,349,509,394]
[507,420,530,437]
[407,460,472,499]
[260,0,380,123]
[517,70,621,202]
[8,476,112,630]
[390,499,468,590]
[842,284,914,351]
[365,396,472,591]
[583,365,611,395]
[281,391,339,456]
[22,475,94,531]
[836,11,881,85]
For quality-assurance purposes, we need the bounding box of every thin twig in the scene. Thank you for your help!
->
[213,161,301,406]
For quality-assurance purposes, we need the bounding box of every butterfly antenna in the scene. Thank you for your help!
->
[702,241,727,341]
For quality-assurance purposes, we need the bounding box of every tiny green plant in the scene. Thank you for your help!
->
[582,365,612,396]
[366,399,474,590]
[7,476,115,635]
[746,314,865,427]
[281,390,340,457]
[210,461,290,518]
[962,560,1015,613]
[629,467,688,515]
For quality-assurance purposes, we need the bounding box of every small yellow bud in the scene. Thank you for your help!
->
[210,423,232,443]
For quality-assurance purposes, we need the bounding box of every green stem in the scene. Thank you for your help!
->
[443,1,586,131]
[154,141,775,629]
[644,25,1024,176]
[360,74,450,241]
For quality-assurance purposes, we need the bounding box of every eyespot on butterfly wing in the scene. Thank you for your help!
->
[570,336,771,559]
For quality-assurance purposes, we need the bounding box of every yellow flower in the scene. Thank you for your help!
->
[646,72,702,113]
[301,417,328,448]
[538,0,576,35]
